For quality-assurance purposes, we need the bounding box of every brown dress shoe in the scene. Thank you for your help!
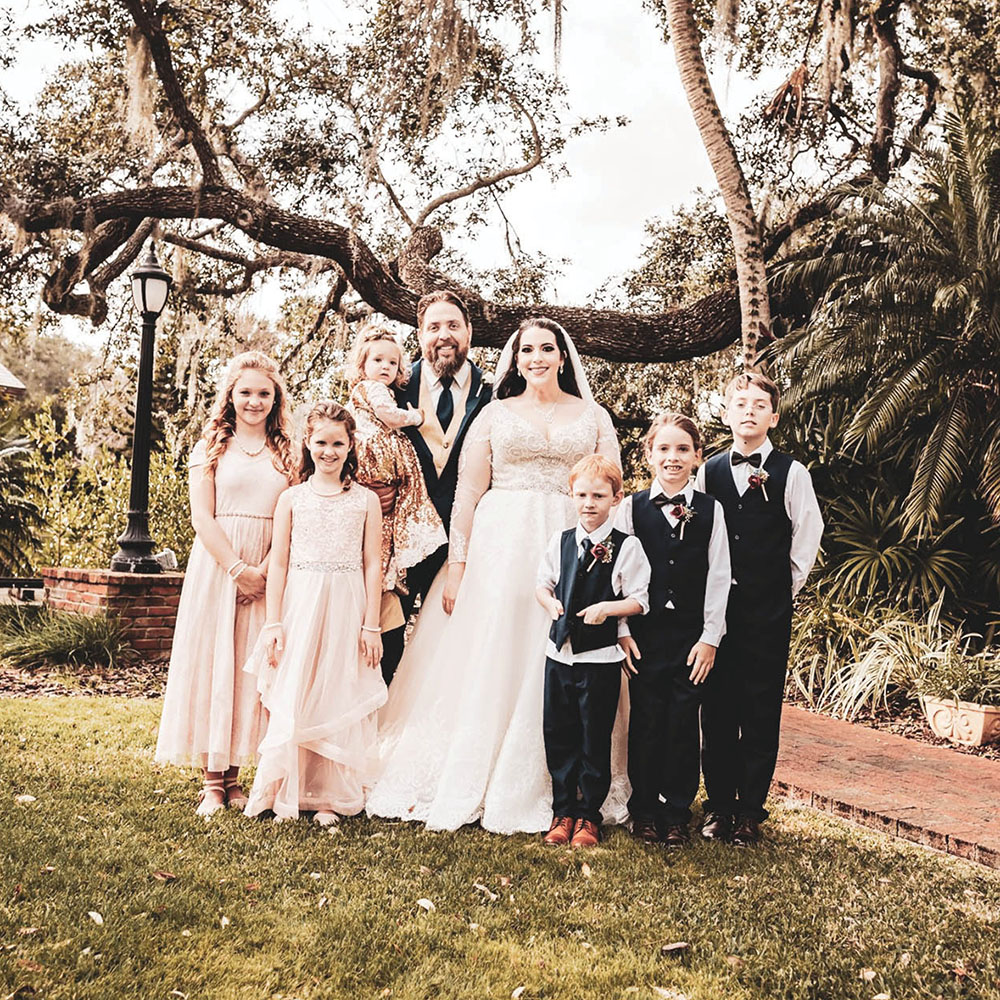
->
[543,816,575,846]
[662,823,691,848]
[700,811,732,841]
[570,818,600,848]
[732,816,761,847]
[632,818,661,844]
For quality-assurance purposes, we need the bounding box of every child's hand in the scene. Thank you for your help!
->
[687,641,717,684]
[361,629,382,670]
[620,635,641,677]
[577,603,608,625]
[236,564,266,601]
[541,595,564,621]
[263,623,284,668]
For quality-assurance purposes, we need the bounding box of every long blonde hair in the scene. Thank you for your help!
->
[201,351,295,480]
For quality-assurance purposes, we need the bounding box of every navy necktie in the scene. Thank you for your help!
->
[579,537,591,567]
[436,375,454,431]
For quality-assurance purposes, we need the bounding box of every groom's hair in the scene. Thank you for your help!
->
[569,454,623,496]
[416,289,470,328]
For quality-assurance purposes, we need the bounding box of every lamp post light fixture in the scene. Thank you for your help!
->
[110,242,173,574]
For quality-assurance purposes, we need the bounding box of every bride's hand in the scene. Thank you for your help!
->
[442,563,465,615]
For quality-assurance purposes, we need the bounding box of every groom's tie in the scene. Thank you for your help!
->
[436,375,454,431]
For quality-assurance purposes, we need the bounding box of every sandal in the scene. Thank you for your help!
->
[223,774,249,811]
[195,777,226,818]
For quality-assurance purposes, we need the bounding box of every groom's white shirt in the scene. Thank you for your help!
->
[537,515,650,665]
[424,359,471,409]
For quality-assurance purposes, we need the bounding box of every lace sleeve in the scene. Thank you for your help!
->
[593,404,622,468]
[448,402,494,563]
[363,381,423,429]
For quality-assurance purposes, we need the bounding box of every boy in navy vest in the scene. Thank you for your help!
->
[536,455,650,849]
[696,372,823,846]
[617,413,732,846]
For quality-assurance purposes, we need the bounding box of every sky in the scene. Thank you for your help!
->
[5,0,779,328]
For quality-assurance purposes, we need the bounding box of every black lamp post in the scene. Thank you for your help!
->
[111,243,173,574]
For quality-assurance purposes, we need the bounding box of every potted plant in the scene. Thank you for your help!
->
[915,648,1000,747]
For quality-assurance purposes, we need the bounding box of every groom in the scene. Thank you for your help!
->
[380,289,492,683]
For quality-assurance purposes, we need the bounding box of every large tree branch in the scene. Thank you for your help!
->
[122,0,224,187]
[414,90,543,226]
[8,183,741,361]
[870,0,903,182]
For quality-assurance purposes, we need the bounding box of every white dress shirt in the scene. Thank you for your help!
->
[425,359,471,411]
[616,481,731,648]
[693,437,824,597]
[536,516,651,665]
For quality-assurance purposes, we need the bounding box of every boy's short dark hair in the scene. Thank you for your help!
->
[416,290,471,328]
[723,372,781,411]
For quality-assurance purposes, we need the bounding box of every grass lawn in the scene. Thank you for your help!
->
[2,698,1000,1000]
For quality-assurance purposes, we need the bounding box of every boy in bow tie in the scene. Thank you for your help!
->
[536,455,650,848]
[617,413,731,847]
[695,373,823,846]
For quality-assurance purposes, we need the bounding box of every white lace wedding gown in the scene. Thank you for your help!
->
[366,398,631,833]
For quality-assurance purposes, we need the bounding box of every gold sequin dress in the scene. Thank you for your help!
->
[348,380,447,595]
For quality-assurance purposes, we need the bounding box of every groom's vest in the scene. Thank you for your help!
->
[550,528,628,656]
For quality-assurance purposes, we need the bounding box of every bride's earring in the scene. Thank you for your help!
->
[559,364,565,374]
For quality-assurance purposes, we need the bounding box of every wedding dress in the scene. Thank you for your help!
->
[367,358,631,833]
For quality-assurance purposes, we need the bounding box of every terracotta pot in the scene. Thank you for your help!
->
[921,696,1000,746]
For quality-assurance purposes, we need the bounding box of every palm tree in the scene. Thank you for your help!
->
[663,0,771,368]
[0,421,40,575]
[773,105,1000,534]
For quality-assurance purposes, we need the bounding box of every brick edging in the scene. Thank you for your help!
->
[772,780,998,869]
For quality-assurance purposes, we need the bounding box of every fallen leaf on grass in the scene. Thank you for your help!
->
[873,994,890,999]
[652,988,688,999]
[18,927,41,935]
[511,988,526,999]
[418,865,434,875]
[416,898,435,911]
[40,867,55,873]
[180,930,192,937]
[660,942,690,957]
[152,871,177,882]
[87,911,104,926]
[860,969,876,983]
[500,876,511,887]
[473,882,498,901]
[318,896,328,909]
[309,872,322,880]
[169,992,189,999]
[16,959,44,972]
[725,956,744,970]
[580,862,592,879]
[220,916,230,928]
[899,952,911,967]
[245,882,261,892]
[14,795,36,805]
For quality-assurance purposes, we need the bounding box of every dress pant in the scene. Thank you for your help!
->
[627,619,703,826]
[700,606,793,822]
[381,544,448,685]
[543,657,621,824]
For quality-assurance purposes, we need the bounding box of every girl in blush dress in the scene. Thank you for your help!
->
[243,402,387,825]
[347,328,447,679]
[155,352,295,816]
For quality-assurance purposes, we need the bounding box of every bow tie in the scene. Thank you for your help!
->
[731,452,762,468]
[652,493,686,507]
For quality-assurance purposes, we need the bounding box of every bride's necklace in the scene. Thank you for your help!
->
[532,399,559,425]
[233,433,267,457]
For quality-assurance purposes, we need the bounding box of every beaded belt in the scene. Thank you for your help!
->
[290,561,361,573]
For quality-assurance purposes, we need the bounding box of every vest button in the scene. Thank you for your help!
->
[738,503,743,510]
[734,534,740,540]
[669,559,675,565]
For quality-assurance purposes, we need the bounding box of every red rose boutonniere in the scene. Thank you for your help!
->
[587,535,615,572]
[748,468,770,501]
[671,503,696,539]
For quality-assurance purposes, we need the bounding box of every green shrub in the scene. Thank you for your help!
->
[0,606,136,671]
[912,645,1000,705]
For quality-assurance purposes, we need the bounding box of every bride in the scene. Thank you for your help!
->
[366,316,629,834]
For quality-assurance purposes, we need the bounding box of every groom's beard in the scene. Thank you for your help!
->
[424,340,468,379]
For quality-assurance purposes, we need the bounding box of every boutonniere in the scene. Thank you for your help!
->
[587,535,615,572]
[670,503,696,539]
[748,468,770,501]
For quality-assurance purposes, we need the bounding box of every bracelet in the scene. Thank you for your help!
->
[226,558,244,576]
[360,624,382,633]
[231,562,249,580]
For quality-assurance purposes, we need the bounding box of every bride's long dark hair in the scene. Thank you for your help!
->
[495,317,582,400]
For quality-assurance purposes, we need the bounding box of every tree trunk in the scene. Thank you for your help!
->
[664,0,771,369]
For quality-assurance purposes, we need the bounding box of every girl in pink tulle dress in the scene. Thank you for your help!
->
[155,352,295,816]
[244,401,387,825]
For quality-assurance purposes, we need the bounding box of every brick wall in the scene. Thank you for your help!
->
[41,567,184,659]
